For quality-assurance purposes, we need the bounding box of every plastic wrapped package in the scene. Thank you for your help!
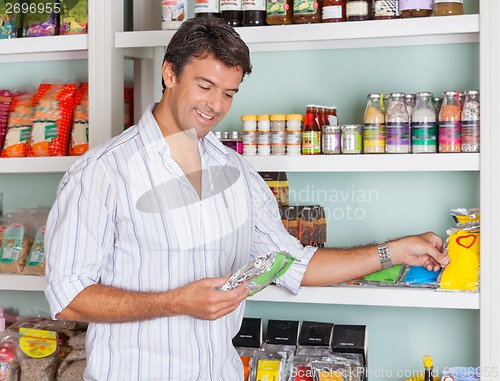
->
[0,1,19,39]
[18,327,58,381]
[251,351,286,381]
[1,92,37,158]
[400,266,439,288]
[69,83,88,156]
[22,226,45,276]
[235,347,259,381]
[28,83,77,157]
[23,0,60,37]
[0,90,13,151]
[0,224,32,275]
[59,0,87,34]
[362,264,404,286]
[219,251,297,296]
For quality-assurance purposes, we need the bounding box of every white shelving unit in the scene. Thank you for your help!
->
[0,274,45,292]
[0,157,79,174]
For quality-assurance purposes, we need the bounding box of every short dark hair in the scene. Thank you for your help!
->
[162,17,252,92]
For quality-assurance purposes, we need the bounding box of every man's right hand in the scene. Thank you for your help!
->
[168,277,249,320]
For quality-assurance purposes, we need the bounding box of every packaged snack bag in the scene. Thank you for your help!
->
[22,226,45,276]
[438,223,480,292]
[0,90,13,152]
[0,223,31,274]
[28,83,77,157]
[59,0,87,34]
[1,92,36,158]
[68,82,88,156]
[363,264,404,286]
[0,0,19,39]
[23,0,60,37]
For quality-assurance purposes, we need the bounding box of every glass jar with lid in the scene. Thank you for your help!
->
[346,0,371,21]
[241,114,257,132]
[363,93,386,154]
[322,125,341,154]
[399,0,432,18]
[270,114,286,131]
[461,90,480,153]
[411,92,437,153]
[386,93,411,153]
[293,0,322,23]
[438,91,461,153]
[286,114,302,131]
[322,0,346,22]
[341,125,362,154]
[373,0,398,19]
[433,0,463,16]
[257,114,271,131]
[266,0,293,24]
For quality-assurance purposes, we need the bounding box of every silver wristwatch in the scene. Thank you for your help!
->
[377,241,393,270]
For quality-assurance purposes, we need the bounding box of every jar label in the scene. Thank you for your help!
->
[461,121,480,145]
[439,121,461,145]
[341,134,362,153]
[399,0,432,11]
[322,5,342,19]
[195,0,220,13]
[302,131,320,154]
[243,0,266,11]
[374,0,397,17]
[221,0,243,11]
[386,122,410,146]
[267,0,289,16]
[362,124,386,147]
[322,134,340,154]
[411,122,437,146]
[162,0,188,23]
[346,1,368,16]
[293,0,319,15]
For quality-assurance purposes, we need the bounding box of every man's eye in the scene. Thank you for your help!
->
[199,85,210,90]
[225,93,234,99]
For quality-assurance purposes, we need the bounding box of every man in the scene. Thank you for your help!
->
[45,17,449,381]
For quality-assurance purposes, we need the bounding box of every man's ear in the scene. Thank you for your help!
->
[162,61,176,88]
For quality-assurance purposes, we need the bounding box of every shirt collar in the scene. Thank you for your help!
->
[138,103,230,166]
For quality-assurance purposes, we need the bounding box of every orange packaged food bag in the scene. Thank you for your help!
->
[0,92,37,158]
[28,83,77,157]
[69,83,89,156]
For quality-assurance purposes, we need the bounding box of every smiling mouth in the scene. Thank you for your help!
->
[196,109,214,121]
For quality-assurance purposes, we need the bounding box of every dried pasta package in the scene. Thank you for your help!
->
[400,266,439,288]
[17,327,58,381]
[28,83,77,157]
[69,83,88,156]
[363,264,404,286]
[60,0,87,35]
[0,90,13,151]
[0,224,32,274]
[438,224,480,292]
[23,0,60,37]
[1,92,36,158]
[22,226,45,276]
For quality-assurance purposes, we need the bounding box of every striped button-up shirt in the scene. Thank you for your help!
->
[45,104,317,381]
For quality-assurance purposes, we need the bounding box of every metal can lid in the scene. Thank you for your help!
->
[322,125,340,133]
[341,124,362,132]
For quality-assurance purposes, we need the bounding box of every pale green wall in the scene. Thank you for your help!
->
[0,16,480,381]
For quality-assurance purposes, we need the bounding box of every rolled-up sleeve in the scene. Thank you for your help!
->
[44,158,116,319]
[248,167,317,295]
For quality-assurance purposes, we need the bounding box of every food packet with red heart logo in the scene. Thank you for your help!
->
[438,209,480,292]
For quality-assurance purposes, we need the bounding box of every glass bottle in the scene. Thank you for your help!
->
[373,0,398,20]
[322,0,346,22]
[363,94,386,154]
[194,0,221,18]
[293,0,322,23]
[346,0,371,21]
[266,0,293,24]
[432,97,441,121]
[433,0,463,16]
[221,0,243,26]
[405,93,415,123]
[461,90,480,153]
[243,0,267,25]
[302,105,321,155]
[386,93,411,153]
[411,92,437,153]
[326,107,338,126]
[399,0,432,18]
[438,90,461,153]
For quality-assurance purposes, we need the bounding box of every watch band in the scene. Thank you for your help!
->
[377,241,393,270]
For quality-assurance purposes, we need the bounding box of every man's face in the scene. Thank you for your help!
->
[162,54,243,138]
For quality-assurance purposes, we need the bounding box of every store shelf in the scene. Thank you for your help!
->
[115,14,479,53]
[0,274,45,292]
[249,284,480,310]
[0,34,88,62]
[0,156,79,174]
[244,153,479,172]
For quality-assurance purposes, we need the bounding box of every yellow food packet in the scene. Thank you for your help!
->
[439,227,480,291]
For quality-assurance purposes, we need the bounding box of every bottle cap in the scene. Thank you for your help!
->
[241,114,257,121]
